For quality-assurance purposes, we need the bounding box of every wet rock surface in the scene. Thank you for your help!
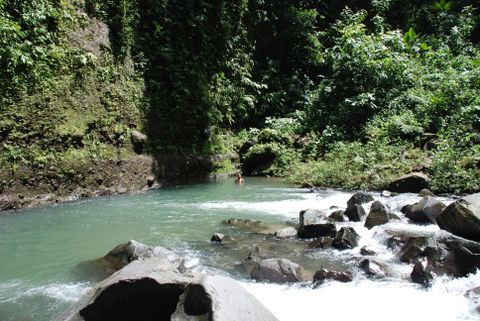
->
[251,258,304,283]
[313,268,353,285]
[401,196,446,224]
[436,194,480,242]
[344,204,367,222]
[347,192,374,207]
[333,227,360,250]
[364,201,391,229]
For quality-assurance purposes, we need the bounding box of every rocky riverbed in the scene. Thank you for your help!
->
[57,188,480,320]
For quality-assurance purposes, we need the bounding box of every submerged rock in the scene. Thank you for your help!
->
[225,218,266,231]
[308,237,334,249]
[251,258,304,283]
[364,201,391,229]
[56,258,279,321]
[436,194,480,242]
[211,233,225,243]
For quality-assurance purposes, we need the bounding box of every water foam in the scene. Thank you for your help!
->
[0,280,91,303]
[242,273,480,321]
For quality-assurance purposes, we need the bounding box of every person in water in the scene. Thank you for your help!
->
[234,172,244,184]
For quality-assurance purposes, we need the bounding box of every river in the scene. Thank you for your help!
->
[0,178,478,320]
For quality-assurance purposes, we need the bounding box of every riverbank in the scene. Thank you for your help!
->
[0,153,238,212]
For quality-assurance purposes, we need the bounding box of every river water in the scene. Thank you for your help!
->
[0,178,478,320]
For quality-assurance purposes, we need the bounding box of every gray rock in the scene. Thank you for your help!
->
[436,194,480,242]
[388,173,430,193]
[359,259,388,278]
[313,268,353,285]
[360,246,376,256]
[381,190,392,197]
[364,201,391,229]
[225,218,266,231]
[419,188,434,197]
[211,233,225,243]
[299,209,328,226]
[333,227,360,250]
[328,210,347,222]
[401,196,446,224]
[104,240,180,271]
[274,227,297,239]
[131,129,147,154]
[56,258,279,321]
[344,204,366,222]
[307,237,334,249]
[411,259,433,287]
[385,229,480,277]
[347,192,374,207]
[298,209,336,239]
[251,258,304,283]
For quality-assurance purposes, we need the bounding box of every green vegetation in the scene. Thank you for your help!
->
[1,0,479,193]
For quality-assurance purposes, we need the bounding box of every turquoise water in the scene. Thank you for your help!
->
[0,178,304,320]
[0,178,478,321]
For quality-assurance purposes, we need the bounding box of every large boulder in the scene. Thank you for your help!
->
[56,258,279,321]
[388,173,430,193]
[251,258,304,283]
[401,196,446,224]
[298,209,336,239]
[436,194,480,242]
[333,227,360,250]
[344,204,366,222]
[364,201,391,229]
[388,229,480,277]
[347,192,374,207]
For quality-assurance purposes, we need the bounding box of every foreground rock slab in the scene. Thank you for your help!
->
[56,257,279,321]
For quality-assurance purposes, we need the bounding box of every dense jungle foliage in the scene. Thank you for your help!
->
[1,0,479,193]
